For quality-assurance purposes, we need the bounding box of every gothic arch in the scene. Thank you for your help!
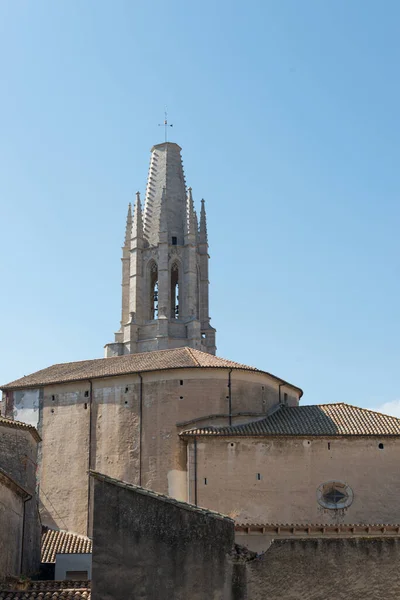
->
[170,260,181,319]
[147,259,158,320]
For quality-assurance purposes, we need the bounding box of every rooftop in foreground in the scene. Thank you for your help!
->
[1,347,302,394]
[180,403,400,437]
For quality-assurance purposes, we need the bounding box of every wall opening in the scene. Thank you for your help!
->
[171,262,179,319]
[149,261,159,320]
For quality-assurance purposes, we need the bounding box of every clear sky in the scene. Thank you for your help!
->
[1,1,399,415]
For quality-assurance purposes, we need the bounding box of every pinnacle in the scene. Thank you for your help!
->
[186,187,196,237]
[199,198,208,244]
[132,192,143,243]
[124,203,132,245]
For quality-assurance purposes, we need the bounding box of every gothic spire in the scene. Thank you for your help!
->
[143,142,187,246]
[199,198,208,244]
[124,203,132,246]
[131,191,143,247]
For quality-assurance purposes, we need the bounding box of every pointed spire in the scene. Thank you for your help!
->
[124,203,132,246]
[131,191,143,247]
[186,187,196,238]
[199,198,208,244]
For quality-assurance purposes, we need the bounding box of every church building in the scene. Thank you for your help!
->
[2,140,400,551]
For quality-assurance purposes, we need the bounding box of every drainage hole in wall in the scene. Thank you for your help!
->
[328,442,331,450]
[125,401,128,405]
[180,396,183,400]
[125,387,129,393]
[51,409,54,414]
[230,443,234,447]
[226,396,229,399]
[51,395,55,402]
[84,403,88,410]
[379,443,384,449]
[84,391,89,398]
[180,380,183,385]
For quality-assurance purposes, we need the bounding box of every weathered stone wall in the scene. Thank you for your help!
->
[37,368,297,534]
[190,435,400,525]
[91,473,235,600]
[0,481,23,579]
[243,538,400,599]
[0,425,40,576]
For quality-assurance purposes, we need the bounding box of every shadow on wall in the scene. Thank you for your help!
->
[89,471,400,600]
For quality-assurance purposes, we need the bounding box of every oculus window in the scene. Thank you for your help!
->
[317,481,353,510]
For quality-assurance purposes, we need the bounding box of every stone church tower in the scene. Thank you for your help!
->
[105,142,216,356]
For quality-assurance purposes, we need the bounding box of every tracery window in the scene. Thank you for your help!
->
[317,481,353,510]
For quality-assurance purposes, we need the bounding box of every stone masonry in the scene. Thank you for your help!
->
[105,142,216,357]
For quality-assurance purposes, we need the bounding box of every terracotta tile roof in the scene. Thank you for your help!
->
[1,347,302,395]
[0,415,41,442]
[181,403,400,437]
[0,582,90,599]
[91,471,233,523]
[41,528,92,563]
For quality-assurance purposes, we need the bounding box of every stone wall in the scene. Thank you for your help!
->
[35,367,298,535]
[189,435,400,525]
[91,472,234,600]
[243,538,400,599]
[0,424,40,576]
[0,475,24,579]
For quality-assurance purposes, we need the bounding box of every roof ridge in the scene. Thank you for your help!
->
[185,346,201,366]
[333,402,400,421]
[180,402,400,437]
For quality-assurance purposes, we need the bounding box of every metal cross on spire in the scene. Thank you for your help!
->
[158,108,173,142]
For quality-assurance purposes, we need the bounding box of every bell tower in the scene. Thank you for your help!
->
[105,142,216,357]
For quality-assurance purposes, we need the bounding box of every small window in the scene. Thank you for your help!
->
[84,391,89,398]
[172,236,177,245]
[379,443,384,450]
[257,473,261,480]
[180,380,183,385]
[284,392,288,404]
[204,478,207,485]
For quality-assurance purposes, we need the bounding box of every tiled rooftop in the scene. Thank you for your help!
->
[41,528,92,564]
[0,582,90,600]
[0,415,41,442]
[1,347,301,394]
[181,403,400,437]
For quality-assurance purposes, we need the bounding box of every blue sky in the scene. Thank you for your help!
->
[1,1,399,415]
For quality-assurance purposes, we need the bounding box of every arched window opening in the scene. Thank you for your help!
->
[149,262,158,320]
[171,262,179,319]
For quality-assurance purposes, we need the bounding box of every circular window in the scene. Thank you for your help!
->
[317,481,353,510]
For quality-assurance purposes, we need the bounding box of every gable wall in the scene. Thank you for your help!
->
[189,435,400,526]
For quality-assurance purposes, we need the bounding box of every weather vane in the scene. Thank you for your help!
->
[159,108,173,142]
